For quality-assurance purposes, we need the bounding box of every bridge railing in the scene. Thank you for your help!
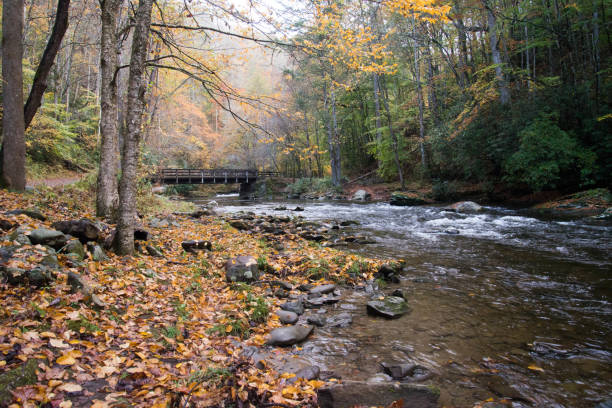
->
[159,169,280,181]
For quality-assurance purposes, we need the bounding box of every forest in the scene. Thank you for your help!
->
[0,0,611,406]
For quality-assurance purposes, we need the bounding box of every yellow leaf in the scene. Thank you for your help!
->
[225,325,233,333]
[528,364,544,372]
[56,354,76,365]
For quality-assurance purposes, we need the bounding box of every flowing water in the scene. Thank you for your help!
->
[201,195,612,407]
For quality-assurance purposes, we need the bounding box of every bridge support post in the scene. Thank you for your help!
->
[239,181,256,199]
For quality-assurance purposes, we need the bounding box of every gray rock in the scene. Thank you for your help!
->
[41,253,60,268]
[352,189,371,201]
[309,284,336,296]
[317,381,438,408]
[307,315,327,327]
[367,296,410,319]
[181,240,212,253]
[367,373,392,383]
[5,209,46,221]
[267,325,313,346]
[51,219,101,243]
[61,239,85,261]
[146,245,164,258]
[391,289,407,300]
[229,220,250,230]
[448,201,483,213]
[276,310,299,324]
[305,295,340,308]
[381,362,417,379]
[327,312,353,328]
[289,365,320,383]
[66,271,105,308]
[280,300,304,315]
[27,228,67,249]
[225,255,259,283]
[88,243,108,261]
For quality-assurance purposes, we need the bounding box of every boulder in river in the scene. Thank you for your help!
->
[447,201,483,213]
[309,284,336,296]
[352,189,371,201]
[381,362,433,381]
[389,192,428,206]
[27,228,67,249]
[51,219,101,243]
[225,255,259,283]
[307,315,327,327]
[317,381,438,408]
[367,296,410,319]
[276,310,299,324]
[267,325,313,346]
[375,264,401,283]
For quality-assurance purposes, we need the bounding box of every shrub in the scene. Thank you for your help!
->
[503,114,596,191]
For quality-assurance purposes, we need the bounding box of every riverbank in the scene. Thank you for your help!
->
[0,187,409,407]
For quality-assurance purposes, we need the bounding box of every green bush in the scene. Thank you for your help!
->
[503,114,596,191]
[431,179,458,201]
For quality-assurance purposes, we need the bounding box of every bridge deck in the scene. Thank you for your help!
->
[158,169,279,184]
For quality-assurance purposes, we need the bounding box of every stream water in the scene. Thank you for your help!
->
[198,195,612,407]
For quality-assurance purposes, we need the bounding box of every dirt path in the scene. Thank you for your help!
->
[27,174,84,188]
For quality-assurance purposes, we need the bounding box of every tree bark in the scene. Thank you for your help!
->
[372,72,383,167]
[96,0,123,218]
[115,0,154,255]
[380,76,404,189]
[1,0,27,191]
[23,0,70,130]
[483,0,511,104]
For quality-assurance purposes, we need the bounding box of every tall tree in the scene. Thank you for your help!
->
[96,0,123,217]
[115,0,154,255]
[1,0,26,191]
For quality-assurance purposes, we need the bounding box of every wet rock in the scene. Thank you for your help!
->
[305,295,340,308]
[307,315,327,327]
[367,296,410,319]
[448,201,483,213]
[317,381,439,408]
[327,312,353,328]
[339,220,359,226]
[225,255,259,283]
[190,209,216,218]
[530,341,570,359]
[229,220,250,230]
[0,359,40,404]
[181,240,212,253]
[381,362,433,381]
[444,228,460,234]
[276,310,299,324]
[297,283,314,292]
[61,238,86,261]
[390,193,428,207]
[291,365,321,382]
[146,245,164,258]
[352,189,371,201]
[267,325,313,346]
[274,206,287,211]
[309,284,336,296]
[486,376,529,402]
[293,207,305,211]
[595,398,612,408]
[367,373,392,383]
[51,219,101,243]
[5,209,46,221]
[27,228,67,249]
[300,233,326,242]
[280,300,304,315]
[375,264,401,283]
[391,289,407,300]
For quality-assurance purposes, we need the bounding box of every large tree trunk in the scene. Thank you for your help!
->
[115,0,153,255]
[330,89,341,186]
[23,0,70,130]
[1,0,26,191]
[484,0,511,104]
[96,0,123,218]
[412,20,428,173]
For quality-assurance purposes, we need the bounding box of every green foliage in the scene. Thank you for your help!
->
[245,294,269,323]
[431,179,458,201]
[503,114,596,191]
[164,184,197,196]
[288,178,340,195]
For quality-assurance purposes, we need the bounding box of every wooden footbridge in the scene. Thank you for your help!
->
[155,168,280,197]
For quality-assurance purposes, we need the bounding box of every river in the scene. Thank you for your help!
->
[198,195,612,407]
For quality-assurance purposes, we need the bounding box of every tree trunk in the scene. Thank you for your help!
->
[23,0,70,130]
[484,0,511,104]
[380,76,404,189]
[96,0,123,218]
[372,72,383,167]
[115,0,153,255]
[331,89,341,186]
[412,19,428,173]
[1,0,26,191]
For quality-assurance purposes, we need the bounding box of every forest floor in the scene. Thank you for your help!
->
[0,185,384,407]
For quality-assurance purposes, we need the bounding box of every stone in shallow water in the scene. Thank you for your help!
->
[280,300,304,315]
[317,381,438,408]
[309,284,336,296]
[366,296,410,319]
[307,315,327,327]
[267,325,313,346]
